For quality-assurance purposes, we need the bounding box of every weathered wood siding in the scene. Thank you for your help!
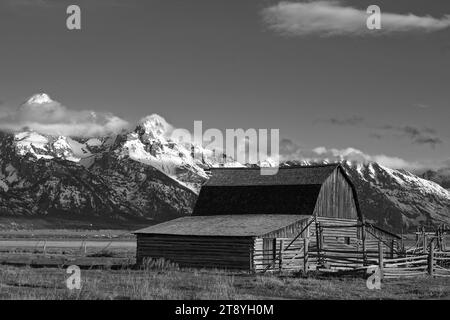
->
[136,234,254,270]
[253,237,306,272]
[313,168,358,220]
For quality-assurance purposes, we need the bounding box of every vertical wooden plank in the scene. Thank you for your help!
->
[315,221,321,265]
[279,239,283,271]
[443,230,447,252]
[378,241,384,279]
[303,237,309,274]
[250,237,254,272]
[362,224,367,265]
[272,238,277,269]
[390,240,395,259]
[428,244,434,276]
[423,232,427,254]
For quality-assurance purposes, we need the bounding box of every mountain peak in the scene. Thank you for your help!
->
[26,93,53,105]
[136,114,172,139]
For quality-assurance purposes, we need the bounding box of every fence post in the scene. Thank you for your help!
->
[315,221,321,266]
[279,239,283,272]
[443,231,447,252]
[378,241,384,279]
[43,240,47,256]
[428,244,434,276]
[390,240,395,259]
[423,229,427,254]
[272,238,276,270]
[303,237,309,275]
[361,224,367,265]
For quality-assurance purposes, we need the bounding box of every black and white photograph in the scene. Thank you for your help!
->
[0,0,449,311]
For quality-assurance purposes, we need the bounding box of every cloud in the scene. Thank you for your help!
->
[279,139,423,169]
[0,93,130,137]
[414,103,431,109]
[262,1,450,37]
[316,116,365,126]
[376,125,443,148]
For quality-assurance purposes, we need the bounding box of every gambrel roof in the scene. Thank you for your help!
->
[193,164,361,217]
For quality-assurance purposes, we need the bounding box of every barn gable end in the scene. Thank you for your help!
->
[313,166,360,220]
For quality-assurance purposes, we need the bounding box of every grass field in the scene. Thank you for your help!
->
[0,228,449,300]
[0,264,449,300]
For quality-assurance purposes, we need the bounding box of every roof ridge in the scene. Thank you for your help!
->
[208,163,340,170]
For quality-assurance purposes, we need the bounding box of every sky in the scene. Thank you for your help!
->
[0,0,449,170]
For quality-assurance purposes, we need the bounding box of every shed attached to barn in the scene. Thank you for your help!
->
[135,164,401,272]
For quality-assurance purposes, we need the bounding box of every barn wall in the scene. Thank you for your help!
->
[313,169,359,220]
[252,217,400,272]
[136,234,254,270]
[253,237,307,272]
[261,217,313,238]
[308,217,361,265]
[309,217,400,265]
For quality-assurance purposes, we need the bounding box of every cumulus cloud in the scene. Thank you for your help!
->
[279,138,423,170]
[0,93,130,137]
[262,1,450,37]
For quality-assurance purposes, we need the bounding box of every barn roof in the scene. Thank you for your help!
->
[193,164,356,217]
[134,214,312,237]
[206,163,339,186]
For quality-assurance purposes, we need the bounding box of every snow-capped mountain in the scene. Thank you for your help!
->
[25,93,53,105]
[0,94,448,231]
[420,168,450,191]
[283,160,450,232]
[0,97,239,225]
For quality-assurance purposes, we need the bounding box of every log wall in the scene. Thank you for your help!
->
[136,234,254,270]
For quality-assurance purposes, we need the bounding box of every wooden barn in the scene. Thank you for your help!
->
[134,164,401,272]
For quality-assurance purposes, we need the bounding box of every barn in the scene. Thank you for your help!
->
[134,164,401,272]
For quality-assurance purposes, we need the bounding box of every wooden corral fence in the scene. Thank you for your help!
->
[261,221,450,279]
[381,226,450,279]
[381,247,450,278]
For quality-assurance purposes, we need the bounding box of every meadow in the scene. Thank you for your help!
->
[0,229,449,300]
[0,264,449,300]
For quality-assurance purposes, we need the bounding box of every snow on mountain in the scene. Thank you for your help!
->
[14,131,93,162]
[0,112,238,223]
[0,96,448,230]
[121,115,209,192]
[420,168,450,190]
[345,161,449,231]
[0,128,197,222]
[283,160,450,232]
[25,93,53,105]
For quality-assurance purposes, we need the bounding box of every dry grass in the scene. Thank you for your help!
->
[0,264,449,300]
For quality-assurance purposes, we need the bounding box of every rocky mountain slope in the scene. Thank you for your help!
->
[420,168,450,191]
[1,94,448,231]
[283,160,450,232]
[0,95,242,225]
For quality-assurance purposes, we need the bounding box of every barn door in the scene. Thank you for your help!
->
[263,238,277,269]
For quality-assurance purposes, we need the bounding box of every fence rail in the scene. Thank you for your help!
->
[261,221,449,278]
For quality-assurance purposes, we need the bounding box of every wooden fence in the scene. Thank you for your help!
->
[261,222,450,278]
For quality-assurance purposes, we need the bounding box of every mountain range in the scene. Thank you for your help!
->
[0,94,449,232]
